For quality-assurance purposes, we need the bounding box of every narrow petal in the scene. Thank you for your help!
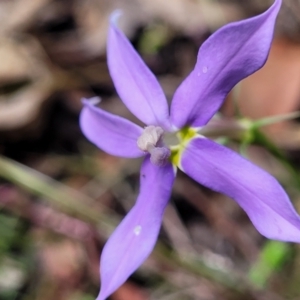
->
[107,14,170,129]
[80,99,144,158]
[170,0,281,128]
[180,137,300,242]
[97,157,175,300]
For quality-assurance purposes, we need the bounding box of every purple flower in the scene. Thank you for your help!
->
[80,0,300,298]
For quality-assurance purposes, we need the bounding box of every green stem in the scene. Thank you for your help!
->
[253,128,300,189]
[0,155,114,229]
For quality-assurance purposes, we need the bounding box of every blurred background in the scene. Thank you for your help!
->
[1,0,300,299]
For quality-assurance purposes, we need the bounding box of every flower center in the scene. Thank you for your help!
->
[137,126,171,166]
[169,126,198,166]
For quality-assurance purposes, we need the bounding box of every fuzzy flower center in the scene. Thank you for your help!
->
[137,126,171,166]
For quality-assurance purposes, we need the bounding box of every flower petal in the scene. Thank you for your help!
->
[80,99,144,158]
[107,13,170,129]
[170,0,281,129]
[97,157,175,300]
[180,137,300,242]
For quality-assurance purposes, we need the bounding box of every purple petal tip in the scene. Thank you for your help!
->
[82,97,101,106]
[110,10,123,26]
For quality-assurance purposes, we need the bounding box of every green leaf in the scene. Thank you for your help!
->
[248,241,291,288]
